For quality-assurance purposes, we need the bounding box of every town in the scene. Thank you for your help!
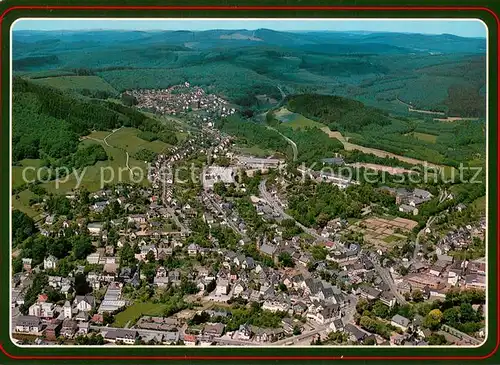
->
[11,83,486,348]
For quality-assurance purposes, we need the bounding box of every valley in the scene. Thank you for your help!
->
[10,24,487,349]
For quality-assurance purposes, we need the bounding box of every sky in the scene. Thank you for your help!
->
[12,19,487,38]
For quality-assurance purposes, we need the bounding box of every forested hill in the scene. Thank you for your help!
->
[13,29,485,116]
[12,77,178,168]
[286,94,392,133]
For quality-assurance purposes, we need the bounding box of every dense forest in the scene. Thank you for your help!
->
[286,180,396,228]
[13,30,485,116]
[285,93,485,168]
[216,116,291,157]
[286,94,391,133]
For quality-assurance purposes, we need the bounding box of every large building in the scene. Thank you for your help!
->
[202,166,236,189]
[236,156,284,169]
[406,273,446,290]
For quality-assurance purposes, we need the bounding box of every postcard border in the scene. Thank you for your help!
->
[0,4,498,361]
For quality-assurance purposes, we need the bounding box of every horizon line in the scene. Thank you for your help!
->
[12,28,487,39]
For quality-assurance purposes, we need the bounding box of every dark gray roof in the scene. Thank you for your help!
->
[391,314,411,327]
[105,329,138,340]
[16,315,41,327]
[344,324,368,341]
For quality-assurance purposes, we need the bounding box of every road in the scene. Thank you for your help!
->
[259,179,329,244]
[412,189,446,260]
[103,126,123,147]
[273,323,330,346]
[266,126,298,162]
[413,215,437,260]
[201,191,248,241]
[372,260,408,305]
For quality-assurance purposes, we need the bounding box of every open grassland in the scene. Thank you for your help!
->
[406,132,438,143]
[31,76,117,93]
[112,302,168,328]
[274,107,325,130]
[472,195,486,212]
[12,159,44,188]
[321,127,445,169]
[12,189,40,218]
[234,145,275,157]
[43,139,149,194]
[86,131,111,140]
[103,127,170,155]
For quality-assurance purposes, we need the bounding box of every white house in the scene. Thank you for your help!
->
[28,302,56,319]
[187,243,199,257]
[88,222,103,236]
[44,255,58,270]
[233,282,245,296]
[216,279,230,296]
[87,252,101,265]
[15,316,42,334]
[75,295,95,312]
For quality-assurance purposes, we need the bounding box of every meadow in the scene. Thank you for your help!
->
[41,135,151,194]
[112,301,168,328]
[32,75,118,94]
[273,107,325,130]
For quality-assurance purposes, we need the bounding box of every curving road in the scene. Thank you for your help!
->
[266,126,298,162]
[413,188,446,260]
[372,260,408,305]
[259,179,329,243]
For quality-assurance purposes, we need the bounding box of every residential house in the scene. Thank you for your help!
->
[15,316,42,334]
[87,252,101,265]
[252,327,284,343]
[380,291,397,308]
[74,295,95,312]
[330,319,344,332]
[216,279,230,296]
[43,255,58,270]
[104,329,139,344]
[359,285,382,300]
[465,274,486,290]
[203,323,225,338]
[60,319,78,338]
[22,258,32,271]
[187,243,200,257]
[237,324,252,340]
[28,301,56,319]
[88,222,104,236]
[344,324,369,343]
[233,281,246,296]
[391,314,411,331]
[77,322,90,336]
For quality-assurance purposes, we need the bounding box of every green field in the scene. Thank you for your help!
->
[407,132,438,143]
[274,107,325,130]
[472,195,486,212]
[383,234,402,244]
[86,131,112,140]
[234,145,275,157]
[12,189,40,218]
[43,139,150,194]
[32,76,118,94]
[106,127,169,155]
[112,301,168,328]
[12,159,44,188]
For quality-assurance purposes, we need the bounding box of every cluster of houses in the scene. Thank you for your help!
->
[381,187,433,215]
[394,254,486,298]
[127,83,235,120]
[15,293,96,338]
